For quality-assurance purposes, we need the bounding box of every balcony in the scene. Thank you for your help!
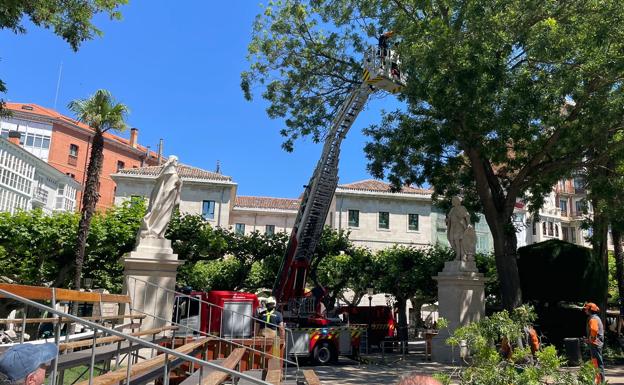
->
[32,187,48,205]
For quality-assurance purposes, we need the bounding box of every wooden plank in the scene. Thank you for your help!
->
[303,370,322,385]
[200,348,246,385]
[74,337,212,385]
[265,370,282,385]
[58,326,177,351]
[178,360,224,385]
[0,284,131,304]
[54,288,102,302]
[0,283,52,300]
[0,314,146,325]
[100,293,131,303]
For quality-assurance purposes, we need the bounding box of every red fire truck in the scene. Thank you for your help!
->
[271,45,405,364]
[173,44,405,365]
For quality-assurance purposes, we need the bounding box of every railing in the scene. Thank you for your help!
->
[33,187,48,203]
[0,287,272,385]
[125,276,300,379]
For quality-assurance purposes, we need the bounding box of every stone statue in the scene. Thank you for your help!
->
[446,196,475,262]
[137,155,182,241]
[462,224,477,262]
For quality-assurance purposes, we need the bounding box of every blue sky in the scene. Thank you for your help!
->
[1,1,401,198]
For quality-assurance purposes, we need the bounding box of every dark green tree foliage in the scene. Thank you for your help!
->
[373,245,453,340]
[0,200,144,292]
[244,0,624,310]
[0,0,127,110]
[517,239,606,304]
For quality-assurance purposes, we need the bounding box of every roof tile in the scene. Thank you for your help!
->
[235,196,300,211]
[116,164,232,182]
[338,179,432,195]
[5,103,157,157]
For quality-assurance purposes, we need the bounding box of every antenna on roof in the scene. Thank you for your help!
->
[215,160,221,174]
[53,61,63,110]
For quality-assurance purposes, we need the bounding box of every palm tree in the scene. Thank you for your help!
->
[68,89,129,291]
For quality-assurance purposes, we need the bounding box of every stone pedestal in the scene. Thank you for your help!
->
[431,260,485,363]
[122,238,183,331]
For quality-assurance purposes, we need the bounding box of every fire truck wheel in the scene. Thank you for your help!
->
[313,341,336,365]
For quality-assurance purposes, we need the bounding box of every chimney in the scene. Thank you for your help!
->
[141,145,150,167]
[157,138,164,165]
[7,131,21,146]
[129,128,138,148]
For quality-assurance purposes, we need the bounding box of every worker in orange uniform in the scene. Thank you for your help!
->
[583,302,605,383]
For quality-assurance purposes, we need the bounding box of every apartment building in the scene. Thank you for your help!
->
[0,134,80,214]
[1,103,160,210]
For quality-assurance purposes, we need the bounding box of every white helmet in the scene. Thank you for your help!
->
[266,297,276,305]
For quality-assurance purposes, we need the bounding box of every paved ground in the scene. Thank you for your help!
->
[292,342,624,384]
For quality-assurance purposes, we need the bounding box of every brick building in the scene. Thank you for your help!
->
[0,103,160,210]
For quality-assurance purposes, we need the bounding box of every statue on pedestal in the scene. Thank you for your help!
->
[446,196,477,262]
[137,155,182,241]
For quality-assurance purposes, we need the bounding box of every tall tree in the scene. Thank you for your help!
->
[0,1,127,112]
[68,90,129,290]
[243,0,624,310]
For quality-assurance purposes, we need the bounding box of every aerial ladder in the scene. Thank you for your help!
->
[273,45,407,326]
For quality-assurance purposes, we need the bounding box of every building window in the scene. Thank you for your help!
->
[348,209,359,228]
[235,223,245,235]
[116,160,125,172]
[408,214,419,231]
[571,228,577,243]
[378,211,390,230]
[573,177,585,192]
[575,200,584,216]
[555,224,559,237]
[202,200,215,220]
[68,144,79,166]
[542,222,547,236]
[559,199,567,216]
[265,225,275,236]
[532,221,537,236]
[69,144,79,157]
[548,221,554,236]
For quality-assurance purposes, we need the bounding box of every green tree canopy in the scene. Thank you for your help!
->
[373,245,452,340]
[244,0,624,309]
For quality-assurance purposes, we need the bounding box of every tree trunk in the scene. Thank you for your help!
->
[409,297,427,338]
[73,129,105,291]
[489,219,523,310]
[612,227,624,311]
[591,197,610,319]
[465,147,522,311]
[396,297,408,342]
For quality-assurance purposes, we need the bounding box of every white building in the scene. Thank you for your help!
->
[0,134,79,214]
[113,163,458,250]
[112,164,237,227]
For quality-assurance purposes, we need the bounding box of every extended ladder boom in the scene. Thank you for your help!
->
[273,46,406,315]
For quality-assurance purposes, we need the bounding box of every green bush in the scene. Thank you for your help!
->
[441,306,597,385]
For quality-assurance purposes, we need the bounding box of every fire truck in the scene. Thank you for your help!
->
[274,44,406,364]
[173,42,405,365]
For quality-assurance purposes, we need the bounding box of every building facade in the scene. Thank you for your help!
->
[112,162,606,252]
[112,164,237,227]
[1,103,160,211]
[0,134,80,214]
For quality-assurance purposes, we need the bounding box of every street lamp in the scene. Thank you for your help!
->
[367,287,374,352]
